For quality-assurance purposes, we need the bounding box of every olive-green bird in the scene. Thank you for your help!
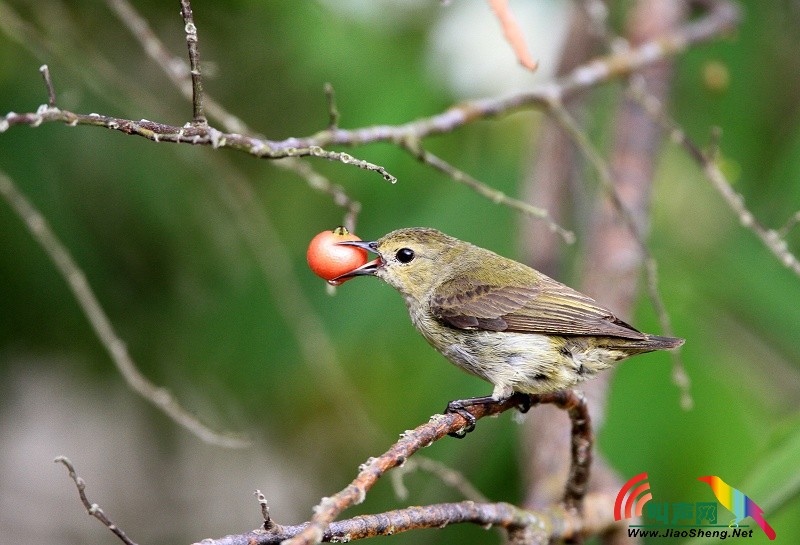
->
[336,227,683,429]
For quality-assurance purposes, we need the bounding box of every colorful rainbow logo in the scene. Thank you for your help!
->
[697,476,776,540]
[614,472,652,521]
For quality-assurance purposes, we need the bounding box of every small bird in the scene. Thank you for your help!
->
[336,228,683,430]
[697,475,776,540]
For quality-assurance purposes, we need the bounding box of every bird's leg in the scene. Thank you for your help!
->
[444,392,534,438]
[445,396,496,438]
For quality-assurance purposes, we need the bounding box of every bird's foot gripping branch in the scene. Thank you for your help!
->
[223,390,595,545]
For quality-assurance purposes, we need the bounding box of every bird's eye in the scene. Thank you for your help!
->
[396,248,415,263]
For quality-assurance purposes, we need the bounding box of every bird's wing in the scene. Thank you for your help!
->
[430,275,645,339]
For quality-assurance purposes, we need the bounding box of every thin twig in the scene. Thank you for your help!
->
[179,0,206,124]
[627,79,800,278]
[0,168,249,448]
[54,456,139,545]
[401,140,575,243]
[254,490,275,531]
[391,456,488,503]
[105,0,244,132]
[38,64,56,107]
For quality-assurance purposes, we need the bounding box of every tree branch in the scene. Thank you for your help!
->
[196,492,619,545]
[0,0,738,205]
[0,105,397,183]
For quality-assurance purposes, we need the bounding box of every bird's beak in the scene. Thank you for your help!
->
[331,240,382,281]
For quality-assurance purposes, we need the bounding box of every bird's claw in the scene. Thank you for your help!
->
[444,401,477,438]
[514,393,533,414]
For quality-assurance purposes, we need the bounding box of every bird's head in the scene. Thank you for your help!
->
[333,227,464,301]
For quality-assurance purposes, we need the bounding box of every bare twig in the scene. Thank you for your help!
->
[0,106,397,183]
[54,456,138,545]
[179,0,206,124]
[487,0,538,71]
[401,140,575,242]
[106,0,245,133]
[38,64,56,107]
[254,490,275,531]
[0,168,248,448]
[627,79,800,278]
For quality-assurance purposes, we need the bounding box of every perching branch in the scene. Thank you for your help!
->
[281,391,592,545]
[53,393,597,545]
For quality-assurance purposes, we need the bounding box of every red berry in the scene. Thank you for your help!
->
[307,227,369,284]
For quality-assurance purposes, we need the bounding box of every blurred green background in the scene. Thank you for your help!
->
[1,1,798,544]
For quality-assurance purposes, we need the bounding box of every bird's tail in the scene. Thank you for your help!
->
[643,335,685,350]
[610,334,685,353]
[751,505,777,540]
